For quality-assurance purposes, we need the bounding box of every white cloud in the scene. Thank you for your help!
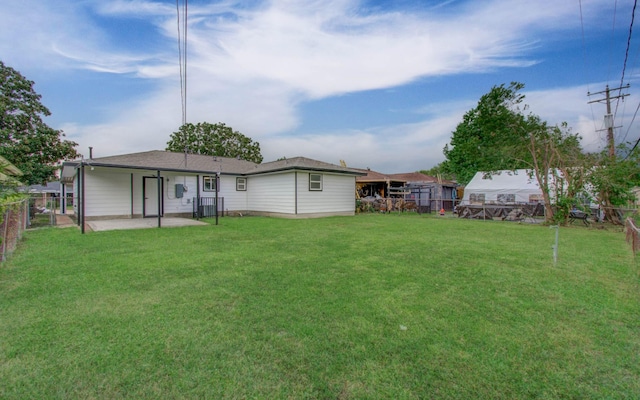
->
[1,0,623,174]
[262,112,463,173]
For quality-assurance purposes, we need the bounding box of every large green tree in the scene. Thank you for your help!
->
[442,82,531,185]
[166,122,263,163]
[443,82,588,223]
[0,61,79,185]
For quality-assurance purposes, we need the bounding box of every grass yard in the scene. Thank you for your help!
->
[0,214,638,399]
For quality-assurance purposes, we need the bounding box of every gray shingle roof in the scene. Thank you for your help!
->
[63,151,364,176]
[83,150,256,174]
[248,157,366,176]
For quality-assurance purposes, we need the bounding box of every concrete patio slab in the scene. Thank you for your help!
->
[86,218,208,232]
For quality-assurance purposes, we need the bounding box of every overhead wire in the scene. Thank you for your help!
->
[613,0,636,145]
[579,0,600,137]
[606,0,618,85]
[619,0,640,157]
[176,0,188,126]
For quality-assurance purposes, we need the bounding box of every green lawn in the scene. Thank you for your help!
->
[1,214,638,399]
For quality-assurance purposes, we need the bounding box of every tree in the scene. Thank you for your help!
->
[523,118,584,223]
[443,82,588,223]
[166,122,263,163]
[0,61,79,185]
[587,144,640,224]
[442,82,530,185]
[419,163,456,180]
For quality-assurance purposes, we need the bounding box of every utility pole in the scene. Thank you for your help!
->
[588,84,630,158]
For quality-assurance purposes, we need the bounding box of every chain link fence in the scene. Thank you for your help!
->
[1,198,28,262]
[28,194,59,228]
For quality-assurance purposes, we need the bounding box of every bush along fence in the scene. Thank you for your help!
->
[626,217,640,256]
[1,197,28,263]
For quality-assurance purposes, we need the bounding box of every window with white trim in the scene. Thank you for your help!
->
[309,173,323,191]
[203,176,217,192]
[236,177,247,191]
[497,194,515,203]
[469,193,485,203]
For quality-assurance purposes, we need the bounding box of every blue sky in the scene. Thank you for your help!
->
[1,0,638,173]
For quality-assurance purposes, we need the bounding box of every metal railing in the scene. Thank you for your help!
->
[193,197,224,219]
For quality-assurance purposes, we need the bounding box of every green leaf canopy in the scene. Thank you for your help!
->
[166,122,263,164]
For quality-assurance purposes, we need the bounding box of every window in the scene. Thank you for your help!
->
[469,193,485,203]
[203,176,217,192]
[236,177,247,191]
[309,173,323,191]
[529,194,544,203]
[497,194,515,203]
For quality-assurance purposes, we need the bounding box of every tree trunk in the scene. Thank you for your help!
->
[600,191,622,225]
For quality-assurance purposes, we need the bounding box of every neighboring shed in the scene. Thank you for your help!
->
[388,172,458,212]
[354,169,406,198]
[60,150,365,228]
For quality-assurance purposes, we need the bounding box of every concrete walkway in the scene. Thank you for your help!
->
[55,214,76,228]
[54,213,208,232]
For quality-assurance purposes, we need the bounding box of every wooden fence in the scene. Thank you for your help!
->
[625,217,640,256]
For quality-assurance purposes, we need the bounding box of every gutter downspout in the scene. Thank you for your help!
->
[215,172,219,225]
[295,171,298,215]
[130,174,134,218]
[60,181,66,215]
[196,174,200,220]
[157,170,161,228]
[81,162,85,234]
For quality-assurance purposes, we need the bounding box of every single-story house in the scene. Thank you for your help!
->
[60,151,366,225]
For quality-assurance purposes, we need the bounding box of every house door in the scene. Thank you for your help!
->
[143,177,163,217]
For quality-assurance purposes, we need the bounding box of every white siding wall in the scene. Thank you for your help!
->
[163,174,198,215]
[247,173,296,214]
[84,168,132,217]
[194,175,248,211]
[84,168,198,217]
[296,172,356,214]
[218,175,248,211]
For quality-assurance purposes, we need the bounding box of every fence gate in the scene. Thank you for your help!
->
[28,194,58,227]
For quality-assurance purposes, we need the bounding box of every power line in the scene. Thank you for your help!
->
[176,0,188,126]
[622,101,640,155]
[607,0,619,84]
[613,0,637,127]
[618,0,636,90]
[578,0,599,134]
